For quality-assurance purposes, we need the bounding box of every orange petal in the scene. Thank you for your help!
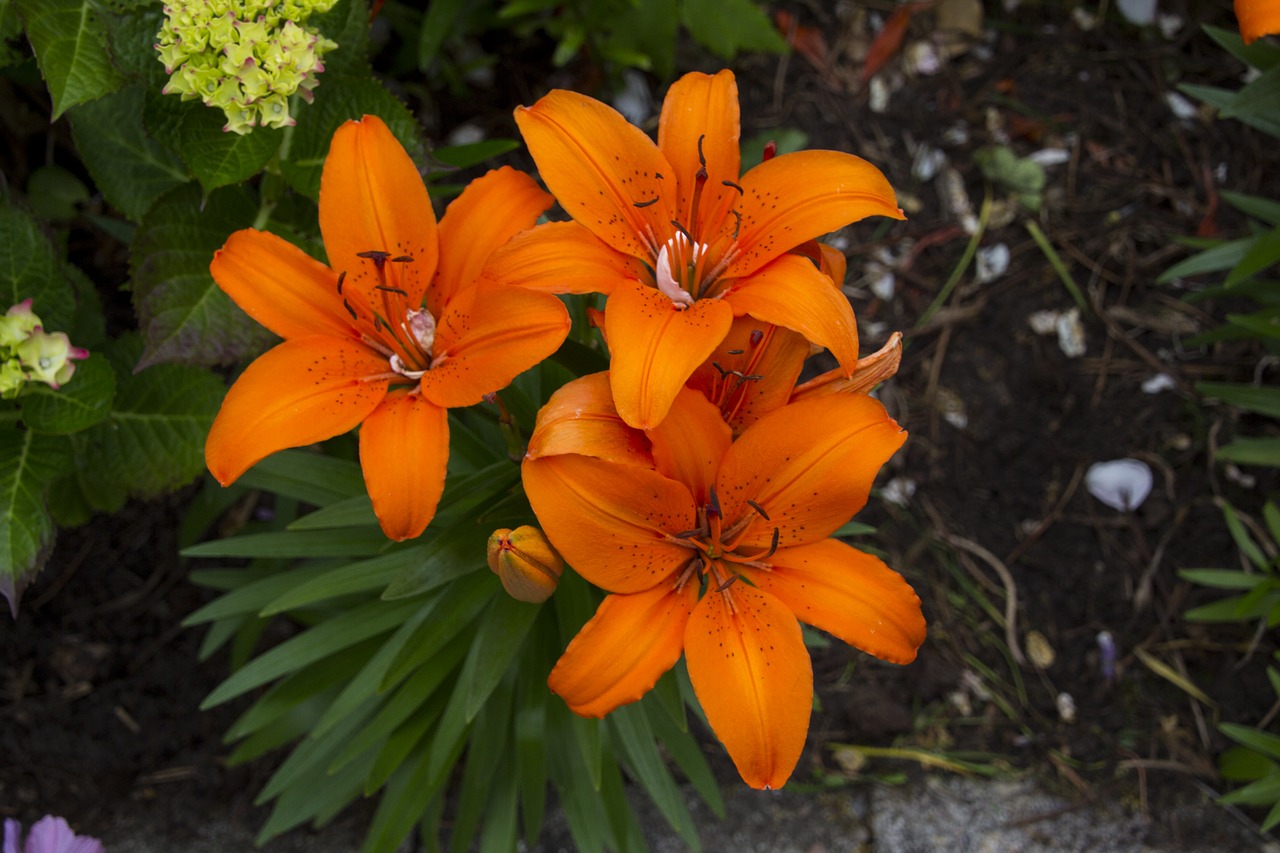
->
[483,221,645,296]
[526,373,652,467]
[359,390,449,541]
[434,166,552,310]
[210,229,356,342]
[205,336,388,486]
[420,283,569,408]
[645,386,731,506]
[686,317,809,433]
[521,454,695,594]
[684,584,811,790]
[725,253,860,373]
[750,539,926,665]
[657,69,741,239]
[716,394,906,549]
[604,280,734,429]
[548,582,697,717]
[817,241,847,287]
[1236,0,1280,43]
[515,90,675,260]
[791,332,902,401]
[319,116,438,313]
[729,150,903,278]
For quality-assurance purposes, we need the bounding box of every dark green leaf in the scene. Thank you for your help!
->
[0,427,71,613]
[382,518,493,600]
[260,547,427,615]
[1218,437,1280,468]
[13,0,125,118]
[680,0,787,58]
[608,702,700,850]
[1220,769,1280,806]
[1220,64,1280,124]
[180,106,285,193]
[1222,722,1280,761]
[418,0,467,71]
[184,563,332,625]
[1220,744,1275,781]
[431,138,520,170]
[1177,568,1266,590]
[1222,191,1280,226]
[130,182,276,368]
[67,83,189,221]
[1197,381,1280,418]
[1158,236,1252,282]
[182,526,390,559]
[237,448,365,507]
[18,353,115,434]
[0,203,75,333]
[1227,226,1280,286]
[1204,24,1280,71]
[380,572,494,689]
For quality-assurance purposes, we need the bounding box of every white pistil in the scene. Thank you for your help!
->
[389,354,426,380]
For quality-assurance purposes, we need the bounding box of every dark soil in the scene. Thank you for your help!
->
[4,2,1279,849]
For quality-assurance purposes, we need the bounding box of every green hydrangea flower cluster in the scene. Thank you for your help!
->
[155,0,339,135]
[0,300,88,399]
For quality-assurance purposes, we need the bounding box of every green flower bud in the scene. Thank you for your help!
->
[0,359,25,399]
[15,327,88,389]
[0,299,39,348]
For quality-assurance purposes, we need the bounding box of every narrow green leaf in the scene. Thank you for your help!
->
[237,448,365,507]
[1158,236,1253,282]
[182,526,390,559]
[382,518,492,599]
[1220,769,1280,806]
[431,138,520,169]
[1223,308,1280,340]
[14,0,125,118]
[260,547,428,615]
[1220,63,1280,123]
[67,84,189,221]
[546,701,609,853]
[1222,191,1280,226]
[285,494,377,530]
[418,0,468,70]
[228,686,331,765]
[1222,722,1280,761]
[1197,381,1280,418]
[364,689,442,797]
[449,671,515,852]
[1220,744,1276,781]
[646,696,725,818]
[201,597,423,708]
[1226,226,1280,286]
[478,766,519,853]
[1266,502,1280,549]
[1177,568,1266,590]
[1204,24,1280,71]
[364,741,443,853]
[257,748,375,844]
[1218,437,1280,468]
[608,702,700,850]
[18,354,115,434]
[184,563,332,625]
[130,183,275,368]
[380,573,493,689]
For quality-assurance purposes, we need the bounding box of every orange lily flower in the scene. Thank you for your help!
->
[206,115,570,541]
[501,69,904,429]
[522,374,925,789]
[1237,0,1280,43]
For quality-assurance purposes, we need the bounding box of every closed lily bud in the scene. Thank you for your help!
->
[487,526,563,604]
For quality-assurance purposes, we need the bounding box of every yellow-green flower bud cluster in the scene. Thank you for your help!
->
[0,300,89,399]
[155,0,339,135]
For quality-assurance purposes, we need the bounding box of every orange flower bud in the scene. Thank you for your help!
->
[487,526,563,603]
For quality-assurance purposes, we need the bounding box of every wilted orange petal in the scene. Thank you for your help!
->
[548,582,697,717]
[434,167,552,311]
[717,394,906,549]
[211,230,356,342]
[725,253,860,372]
[205,336,388,486]
[657,70,741,238]
[684,584,811,790]
[359,390,449,541]
[605,280,734,429]
[483,221,644,296]
[1236,0,1280,43]
[730,150,903,278]
[526,373,652,467]
[422,284,569,408]
[515,91,675,260]
[319,115,438,311]
[646,387,731,505]
[791,332,903,401]
[522,454,695,594]
[751,539,926,665]
[687,318,809,433]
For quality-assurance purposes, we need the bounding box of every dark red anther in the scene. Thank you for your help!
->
[749,329,764,346]
[342,299,357,320]
[746,499,770,521]
[356,250,391,270]
[634,197,660,208]
[762,141,777,161]
[716,574,740,592]
[706,485,722,521]
[391,255,414,263]
[335,270,346,294]
[721,179,743,195]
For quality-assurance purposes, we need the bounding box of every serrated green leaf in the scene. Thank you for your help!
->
[100,0,166,78]
[1197,381,1280,418]
[278,73,420,201]
[0,1,27,69]
[66,335,222,503]
[1218,437,1280,468]
[67,83,189,220]
[0,427,71,613]
[180,105,284,192]
[201,596,423,708]
[18,353,115,434]
[130,182,276,368]
[0,203,75,333]
[14,0,125,118]
[681,0,787,58]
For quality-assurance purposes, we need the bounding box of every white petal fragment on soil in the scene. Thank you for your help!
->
[882,477,917,507]
[1030,308,1087,357]
[1166,92,1197,120]
[1141,373,1176,394]
[976,243,1010,283]
[1057,692,1077,723]
[1117,0,1157,25]
[1086,458,1154,511]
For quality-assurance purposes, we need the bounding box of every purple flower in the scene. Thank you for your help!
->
[3,817,103,853]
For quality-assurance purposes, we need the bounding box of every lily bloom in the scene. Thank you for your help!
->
[1237,0,1280,43]
[522,374,925,788]
[500,68,903,428]
[206,115,570,540]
